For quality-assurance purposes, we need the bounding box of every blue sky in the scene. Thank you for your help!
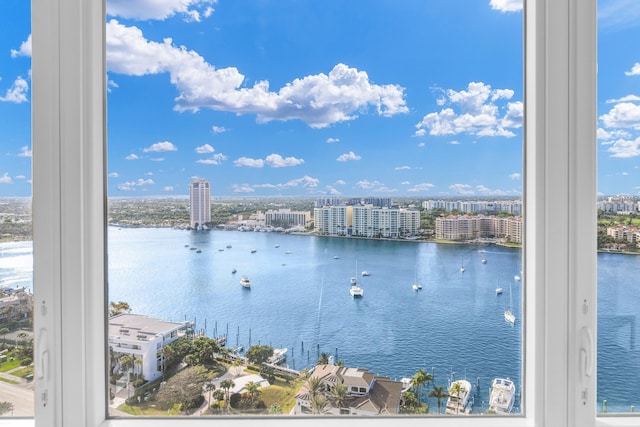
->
[1,0,639,198]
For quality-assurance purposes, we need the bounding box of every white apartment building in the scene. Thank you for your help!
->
[436,215,523,243]
[423,199,523,216]
[314,206,351,235]
[108,313,191,383]
[265,209,311,228]
[316,205,420,238]
[0,288,33,325]
[189,178,211,229]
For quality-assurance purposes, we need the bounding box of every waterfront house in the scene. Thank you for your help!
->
[294,364,404,415]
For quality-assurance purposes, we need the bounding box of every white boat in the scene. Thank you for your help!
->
[274,244,280,248]
[240,276,251,288]
[285,250,292,254]
[361,271,371,276]
[333,256,340,259]
[505,282,516,323]
[489,378,516,414]
[482,258,487,264]
[460,257,465,273]
[504,309,516,324]
[445,379,472,414]
[349,276,364,298]
[412,283,422,291]
[496,287,503,295]
[514,275,521,281]
[411,264,422,291]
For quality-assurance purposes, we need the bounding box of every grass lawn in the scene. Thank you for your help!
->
[259,380,304,414]
[12,366,34,378]
[0,376,18,385]
[0,357,21,373]
[118,402,174,416]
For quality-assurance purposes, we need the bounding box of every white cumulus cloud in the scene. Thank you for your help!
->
[509,173,521,180]
[0,173,13,184]
[106,20,407,128]
[407,183,435,192]
[415,82,521,138]
[212,125,227,134]
[107,0,217,22]
[234,157,264,168]
[17,146,32,157]
[326,137,340,143]
[600,102,640,129]
[490,0,522,13]
[265,154,304,168]
[143,141,177,152]
[10,34,31,58]
[197,153,227,165]
[606,137,640,158]
[126,153,140,160]
[195,144,214,154]
[0,77,29,103]
[336,151,361,162]
[449,183,474,195]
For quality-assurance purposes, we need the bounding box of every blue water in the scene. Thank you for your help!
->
[1,228,639,413]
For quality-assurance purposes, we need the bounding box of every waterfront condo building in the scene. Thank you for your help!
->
[189,178,211,229]
[108,314,191,384]
[436,214,523,243]
[314,205,420,238]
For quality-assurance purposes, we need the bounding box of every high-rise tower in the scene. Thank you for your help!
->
[190,179,211,229]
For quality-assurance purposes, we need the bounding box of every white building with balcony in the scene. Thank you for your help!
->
[108,313,191,382]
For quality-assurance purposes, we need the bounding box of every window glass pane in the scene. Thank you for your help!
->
[0,0,34,418]
[106,0,523,418]
[597,0,640,415]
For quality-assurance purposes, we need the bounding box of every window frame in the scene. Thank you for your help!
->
[24,0,616,426]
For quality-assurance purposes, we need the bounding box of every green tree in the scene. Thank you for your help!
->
[219,378,236,410]
[311,394,329,415]
[449,381,467,414]
[245,380,261,404]
[317,352,330,365]
[205,382,215,408]
[0,401,14,416]
[155,365,209,411]
[410,369,433,406]
[428,385,448,414]
[108,301,131,317]
[245,345,274,366]
[330,383,348,409]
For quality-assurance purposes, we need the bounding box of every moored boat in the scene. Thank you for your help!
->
[489,377,516,414]
[445,379,472,414]
[349,276,363,298]
[240,275,251,288]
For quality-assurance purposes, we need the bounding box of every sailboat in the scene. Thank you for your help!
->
[504,282,515,324]
[349,261,364,298]
[412,264,422,291]
[460,257,465,273]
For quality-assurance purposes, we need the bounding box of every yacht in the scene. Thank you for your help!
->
[361,271,371,276]
[240,276,251,288]
[349,277,364,298]
[482,258,487,264]
[495,287,503,295]
[412,283,422,291]
[489,378,516,414]
[445,379,472,414]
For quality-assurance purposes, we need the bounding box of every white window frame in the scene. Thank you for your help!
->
[22,0,629,426]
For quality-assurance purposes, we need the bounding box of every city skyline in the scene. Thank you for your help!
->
[1,1,640,198]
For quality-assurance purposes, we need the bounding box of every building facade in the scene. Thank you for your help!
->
[436,215,523,243]
[189,178,211,229]
[108,313,191,383]
[265,209,311,228]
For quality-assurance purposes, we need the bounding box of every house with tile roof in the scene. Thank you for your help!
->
[294,364,404,415]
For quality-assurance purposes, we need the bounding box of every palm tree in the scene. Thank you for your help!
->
[245,381,261,404]
[330,383,348,410]
[305,376,323,400]
[317,352,329,365]
[219,379,235,410]
[0,401,14,415]
[232,358,243,376]
[311,394,329,415]
[449,382,467,414]
[411,369,433,406]
[133,356,143,381]
[428,385,448,414]
[205,382,215,409]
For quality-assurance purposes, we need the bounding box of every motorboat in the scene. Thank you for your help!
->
[482,258,487,264]
[250,249,257,253]
[496,287,503,295]
[361,271,371,276]
[489,378,516,414]
[412,283,422,291]
[232,268,237,274]
[445,379,472,414]
[240,276,251,288]
[349,277,363,298]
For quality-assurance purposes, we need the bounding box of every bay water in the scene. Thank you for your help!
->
[2,227,639,413]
